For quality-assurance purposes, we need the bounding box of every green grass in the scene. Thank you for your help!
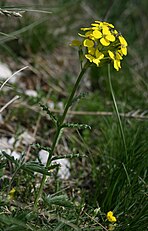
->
[0,0,147,230]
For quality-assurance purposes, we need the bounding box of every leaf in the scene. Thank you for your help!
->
[0,158,6,178]
[40,103,57,124]
[48,164,60,170]
[1,151,18,166]
[44,194,73,208]
[22,161,50,175]
[22,161,59,175]
[0,214,27,228]
[51,153,86,161]
[71,92,89,105]
[62,123,91,130]
[0,159,6,169]
[32,143,51,152]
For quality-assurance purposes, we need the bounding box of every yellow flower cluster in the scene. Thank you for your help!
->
[71,20,128,71]
[107,211,117,223]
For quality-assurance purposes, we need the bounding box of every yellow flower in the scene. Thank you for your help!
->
[8,188,16,200]
[107,211,117,223]
[108,50,122,71]
[71,20,128,70]
[119,35,128,56]
[93,21,114,29]
[100,26,115,46]
[91,21,115,46]
[85,49,104,66]
[92,30,102,39]
[101,21,114,28]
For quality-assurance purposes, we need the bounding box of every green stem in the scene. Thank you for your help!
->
[108,64,127,160]
[34,62,89,209]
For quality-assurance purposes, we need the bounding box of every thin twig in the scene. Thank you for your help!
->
[0,95,20,113]
[0,66,28,90]
[84,211,108,231]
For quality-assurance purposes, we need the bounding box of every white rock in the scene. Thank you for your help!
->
[11,151,20,160]
[54,158,70,180]
[47,101,54,109]
[38,149,49,165]
[25,89,38,97]
[0,137,12,149]
[0,114,4,123]
[57,101,64,110]
[19,131,35,145]
[0,137,20,160]
[8,137,15,145]
[0,63,12,80]
[38,149,70,179]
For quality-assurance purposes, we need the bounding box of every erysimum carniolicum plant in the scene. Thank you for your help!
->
[34,20,128,208]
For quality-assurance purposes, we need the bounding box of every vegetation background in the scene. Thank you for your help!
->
[0,0,147,230]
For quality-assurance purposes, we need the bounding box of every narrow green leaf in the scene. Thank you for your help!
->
[22,161,59,175]
[32,143,51,152]
[22,161,50,175]
[51,153,86,161]
[1,151,18,165]
[40,103,57,124]
[62,123,91,130]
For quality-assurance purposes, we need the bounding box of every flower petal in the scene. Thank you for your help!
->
[100,37,110,46]
[88,47,95,55]
[83,39,94,47]
[114,60,121,71]
[85,54,94,62]
[95,50,104,59]
[119,36,128,46]
[92,30,102,39]
[102,26,110,35]
[108,50,115,60]
[106,34,115,42]
[116,51,123,60]
[121,47,127,56]
[81,27,92,31]
[103,22,114,28]
[93,58,101,66]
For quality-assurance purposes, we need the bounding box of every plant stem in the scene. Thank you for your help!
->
[34,62,89,209]
[108,64,127,160]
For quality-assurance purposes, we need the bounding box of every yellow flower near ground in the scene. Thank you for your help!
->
[8,187,16,200]
[107,211,117,223]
